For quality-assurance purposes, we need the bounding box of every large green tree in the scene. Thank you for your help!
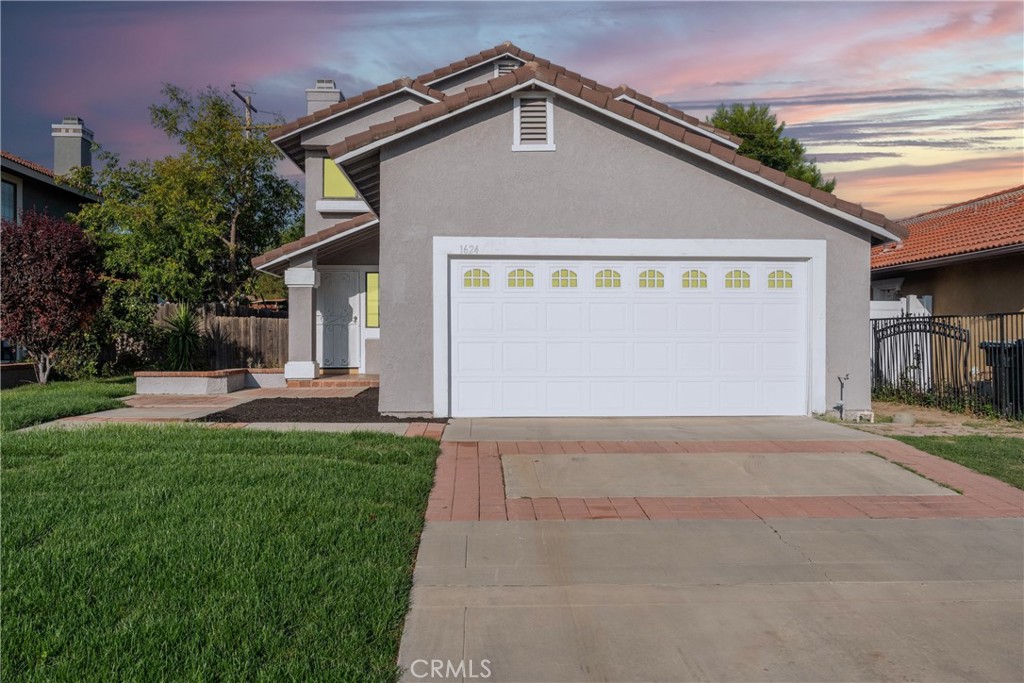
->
[707,103,836,193]
[67,85,301,303]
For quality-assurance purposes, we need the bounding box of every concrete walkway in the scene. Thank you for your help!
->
[400,417,1024,682]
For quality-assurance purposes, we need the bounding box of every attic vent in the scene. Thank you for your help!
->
[512,94,555,151]
[495,60,519,76]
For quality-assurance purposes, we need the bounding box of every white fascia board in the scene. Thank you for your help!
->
[431,236,828,418]
[255,218,380,274]
[270,87,440,144]
[616,94,740,150]
[423,52,524,87]
[335,78,898,243]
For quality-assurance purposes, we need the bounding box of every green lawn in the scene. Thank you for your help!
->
[2,426,439,681]
[1,377,135,432]
[893,435,1024,489]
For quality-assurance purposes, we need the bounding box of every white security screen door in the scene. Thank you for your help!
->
[449,259,809,417]
[318,270,362,368]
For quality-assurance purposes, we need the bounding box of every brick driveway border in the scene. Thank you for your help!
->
[425,439,1023,522]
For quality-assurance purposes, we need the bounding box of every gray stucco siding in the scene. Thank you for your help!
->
[302,94,425,235]
[377,96,873,415]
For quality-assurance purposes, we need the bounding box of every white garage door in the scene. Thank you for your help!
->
[449,259,809,417]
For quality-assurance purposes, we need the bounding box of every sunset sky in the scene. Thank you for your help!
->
[2,1,1021,219]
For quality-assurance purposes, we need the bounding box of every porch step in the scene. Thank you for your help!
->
[286,375,380,388]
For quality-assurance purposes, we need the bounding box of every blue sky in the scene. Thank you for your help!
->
[2,1,1021,217]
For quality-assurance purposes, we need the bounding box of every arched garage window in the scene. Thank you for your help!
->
[725,269,751,289]
[463,268,490,288]
[595,269,621,288]
[681,269,708,289]
[768,270,794,289]
[507,269,534,288]
[638,269,665,288]
[551,269,578,288]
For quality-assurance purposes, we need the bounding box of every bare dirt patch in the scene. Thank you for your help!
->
[859,401,1024,438]
[199,388,447,424]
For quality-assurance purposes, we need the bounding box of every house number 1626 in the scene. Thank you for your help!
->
[459,244,480,254]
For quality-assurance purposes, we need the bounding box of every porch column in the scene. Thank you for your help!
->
[284,258,320,380]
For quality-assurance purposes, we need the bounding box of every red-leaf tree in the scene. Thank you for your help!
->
[1,210,102,383]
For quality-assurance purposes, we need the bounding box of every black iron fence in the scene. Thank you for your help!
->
[871,312,1024,419]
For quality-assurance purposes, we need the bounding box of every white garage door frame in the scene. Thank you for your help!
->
[432,236,827,418]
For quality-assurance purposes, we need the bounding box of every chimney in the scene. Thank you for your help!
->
[51,117,94,175]
[306,79,343,115]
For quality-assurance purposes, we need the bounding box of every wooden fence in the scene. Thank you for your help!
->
[156,303,288,370]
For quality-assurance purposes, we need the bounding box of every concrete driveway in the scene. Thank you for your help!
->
[400,417,1023,682]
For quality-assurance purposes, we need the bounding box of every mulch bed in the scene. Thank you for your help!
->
[200,388,447,424]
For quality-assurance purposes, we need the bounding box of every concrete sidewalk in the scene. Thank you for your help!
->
[401,518,1023,682]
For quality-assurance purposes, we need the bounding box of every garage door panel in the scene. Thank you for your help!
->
[546,302,584,332]
[546,342,585,373]
[634,303,673,332]
[501,342,540,372]
[451,258,808,417]
[676,303,714,332]
[634,342,672,372]
[502,302,540,332]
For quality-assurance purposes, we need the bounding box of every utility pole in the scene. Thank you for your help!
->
[230,83,258,139]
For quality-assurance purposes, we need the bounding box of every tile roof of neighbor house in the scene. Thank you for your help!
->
[2,150,56,178]
[252,212,378,268]
[871,186,1024,270]
[325,62,903,238]
[268,42,741,146]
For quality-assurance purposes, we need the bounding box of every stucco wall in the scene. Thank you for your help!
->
[431,63,502,95]
[377,96,875,415]
[882,254,1024,315]
[302,94,424,235]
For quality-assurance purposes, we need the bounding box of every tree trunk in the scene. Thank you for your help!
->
[34,352,52,385]
[228,212,239,298]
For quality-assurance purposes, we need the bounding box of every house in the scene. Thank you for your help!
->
[254,43,905,418]
[1,117,98,224]
[1,117,98,369]
[871,186,1024,316]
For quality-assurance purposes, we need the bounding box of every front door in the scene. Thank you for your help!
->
[318,270,362,368]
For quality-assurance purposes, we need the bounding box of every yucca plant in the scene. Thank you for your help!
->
[164,305,204,371]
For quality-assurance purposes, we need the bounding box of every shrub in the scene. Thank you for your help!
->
[163,305,204,371]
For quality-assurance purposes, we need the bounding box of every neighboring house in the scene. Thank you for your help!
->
[1,117,98,365]
[1,117,97,223]
[254,43,905,418]
[871,186,1024,316]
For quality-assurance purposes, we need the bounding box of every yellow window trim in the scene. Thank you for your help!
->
[323,158,357,198]
[365,272,380,328]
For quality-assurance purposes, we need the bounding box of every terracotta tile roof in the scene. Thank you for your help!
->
[611,85,743,146]
[252,213,378,269]
[268,79,446,141]
[326,62,903,238]
[872,186,1024,269]
[270,42,739,147]
[1,150,55,178]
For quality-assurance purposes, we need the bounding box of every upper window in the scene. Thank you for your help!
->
[463,268,490,288]
[725,270,751,289]
[681,269,708,289]
[551,269,577,288]
[1,179,16,223]
[322,158,357,198]
[513,95,555,151]
[366,273,380,328]
[507,268,534,288]
[638,269,664,289]
[768,270,794,289]
[595,269,621,288]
